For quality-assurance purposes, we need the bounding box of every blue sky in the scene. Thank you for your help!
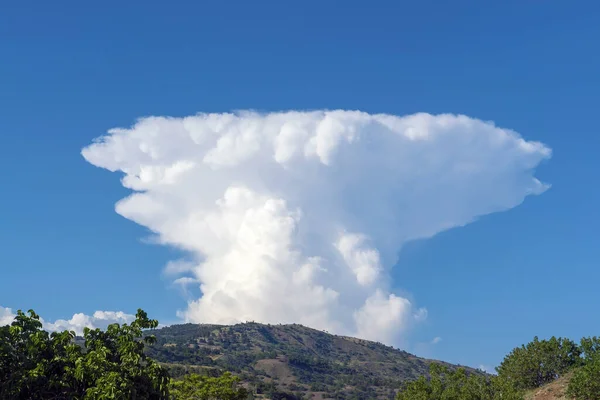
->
[1,0,599,372]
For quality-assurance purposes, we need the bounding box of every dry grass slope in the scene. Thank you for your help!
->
[525,372,573,400]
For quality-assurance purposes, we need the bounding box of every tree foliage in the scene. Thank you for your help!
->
[495,336,581,390]
[567,336,600,399]
[169,372,248,400]
[0,308,170,399]
[3,309,600,399]
[396,363,523,400]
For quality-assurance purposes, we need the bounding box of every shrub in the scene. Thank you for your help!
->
[396,363,523,400]
[495,336,580,389]
[567,336,600,399]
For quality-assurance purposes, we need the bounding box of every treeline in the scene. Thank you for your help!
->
[397,336,600,399]
[0,309,248,399]
[1,309,599,399]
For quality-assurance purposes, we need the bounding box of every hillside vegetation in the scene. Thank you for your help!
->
[145,322,480,399]
[396,336,600,400]
[2,309,599,399]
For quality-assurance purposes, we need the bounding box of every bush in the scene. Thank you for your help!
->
[567,336,600,399]
[169,372,248,399]
[495,336,580,390]
[396,363,523,400]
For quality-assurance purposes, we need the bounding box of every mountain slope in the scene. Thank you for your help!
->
[146,322,481,399]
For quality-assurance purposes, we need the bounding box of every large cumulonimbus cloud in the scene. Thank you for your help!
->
[81,110,551,345]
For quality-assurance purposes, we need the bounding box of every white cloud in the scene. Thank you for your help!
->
[0,306,134,336]
[432,336,442,344]
[163,260,196,276]
[0,306,16,326]
[414,308,428,323]
[81,110,550,345]
[336,233,382,286]
[172,276,201,297]
[354,290,414,344]
[44,311,135,335]
[173,277,200,286]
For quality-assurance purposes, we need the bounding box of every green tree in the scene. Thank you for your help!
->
[169,372,248,399]
[396,363,523,400]
[567,336,600,399]
[0,308,170,399]
[495,336,580,390]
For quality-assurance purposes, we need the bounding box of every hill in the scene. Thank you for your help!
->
[524,371,573,400]
[145,322,482,399]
